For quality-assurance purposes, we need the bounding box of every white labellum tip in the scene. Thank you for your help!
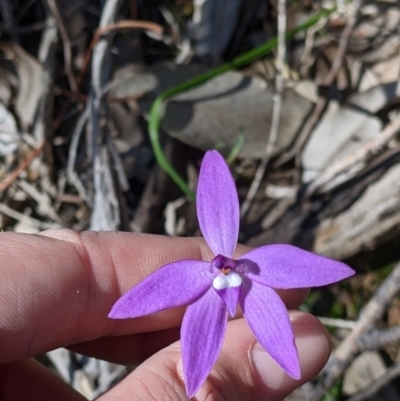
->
[212,272,242,290]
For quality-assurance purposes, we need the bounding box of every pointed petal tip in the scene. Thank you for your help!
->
[344,264,356,277]
[107,300,134,319]
[326,261,356,284]
[285,362,301,381]
[204,149,224,159]
[108,309,117,319]
[186,384,199,399]
[228,308,236,318]
[201,150,226,173]
[107,305,123,319]
[273,343,301,382]
[273,342,301,381]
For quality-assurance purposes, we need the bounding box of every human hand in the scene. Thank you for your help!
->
[0,229,331,400]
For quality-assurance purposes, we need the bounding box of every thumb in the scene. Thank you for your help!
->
[99,312,330,401]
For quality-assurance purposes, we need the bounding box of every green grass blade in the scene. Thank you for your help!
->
[148,7,336,199]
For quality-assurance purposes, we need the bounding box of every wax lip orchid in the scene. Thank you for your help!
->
[109,150,355,398]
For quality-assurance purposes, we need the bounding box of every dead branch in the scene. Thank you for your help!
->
[0,203,60,230]
[357,325,400,351]
[45,0,77,92]
[347,361,400,401]
[317,317,357,330]
[240,0,286,217]
[274,0,363,169]
[299,260,400,401]
[0,142,46,193]
[305,112,400,197]
[78,19,163,86]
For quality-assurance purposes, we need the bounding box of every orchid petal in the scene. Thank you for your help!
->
[108,260,210,319]
[240,279,300,379]
[181,288,227,398]
[197,150,239,257]
[241,244,355,289]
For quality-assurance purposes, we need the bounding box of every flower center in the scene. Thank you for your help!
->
[210,254,243,291]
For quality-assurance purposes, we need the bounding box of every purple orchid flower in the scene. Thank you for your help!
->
[109,150,354,398]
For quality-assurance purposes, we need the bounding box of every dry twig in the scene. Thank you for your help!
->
[297,260,400,401]
[45,0,78,92]
[0,203,60,230]
[89,0,125,231]
[274,0,362,169]
[357,325,400,351]
[240,0,286,217]
[66,106,91,205]
[78,19,163,86]
[347,361,400,401]
[317,317,357,330]
[305,112,400,197]
[0,142,46,193]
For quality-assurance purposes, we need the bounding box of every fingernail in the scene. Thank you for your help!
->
[249,325,329,392]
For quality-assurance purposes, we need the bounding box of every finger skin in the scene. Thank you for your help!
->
[0,229,307,364]
[98,312,331,401]
[68,327,181,366]
[0,313,329,401]
[0,358,86,401]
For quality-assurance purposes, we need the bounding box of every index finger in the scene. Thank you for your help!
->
[0,229,307,363]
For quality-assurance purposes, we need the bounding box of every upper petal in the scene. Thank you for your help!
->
[181,288,227,398]
[108,260,210,318]
[239,278,300,379]
[197,150,239,257]
[240,244,355,289]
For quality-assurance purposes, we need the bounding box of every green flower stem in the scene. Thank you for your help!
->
[148,7,336,200]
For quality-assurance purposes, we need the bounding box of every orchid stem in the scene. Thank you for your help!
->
[148,6,336,200]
